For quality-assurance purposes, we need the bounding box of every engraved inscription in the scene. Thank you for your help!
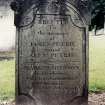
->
[12,0,90,105]
[18,14,85,103]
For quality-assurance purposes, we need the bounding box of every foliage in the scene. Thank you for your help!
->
[90,0,105,30]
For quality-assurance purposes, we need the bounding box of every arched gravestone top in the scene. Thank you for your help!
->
[11,0,91,26]
[11,0,91,105]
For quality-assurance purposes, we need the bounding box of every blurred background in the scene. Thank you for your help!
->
[0,0,15,101]
[0,0,15,49]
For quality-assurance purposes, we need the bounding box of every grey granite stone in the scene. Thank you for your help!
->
[11,0,91,105]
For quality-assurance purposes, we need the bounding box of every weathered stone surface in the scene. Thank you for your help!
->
[11,0,91,105]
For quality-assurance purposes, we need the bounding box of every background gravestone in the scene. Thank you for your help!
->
[11,0,91,105]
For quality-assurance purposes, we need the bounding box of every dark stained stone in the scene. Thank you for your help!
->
[11,0,91,105]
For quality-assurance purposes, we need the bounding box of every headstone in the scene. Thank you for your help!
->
[11,0,91,105]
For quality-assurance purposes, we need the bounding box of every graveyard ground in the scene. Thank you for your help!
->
[0,35,105,104]
[89,35,105,92]
[0,60,15,101]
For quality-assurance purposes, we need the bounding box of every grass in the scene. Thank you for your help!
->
[89,35,105,92]
[0,35,105,100]
[0,60,15,100]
